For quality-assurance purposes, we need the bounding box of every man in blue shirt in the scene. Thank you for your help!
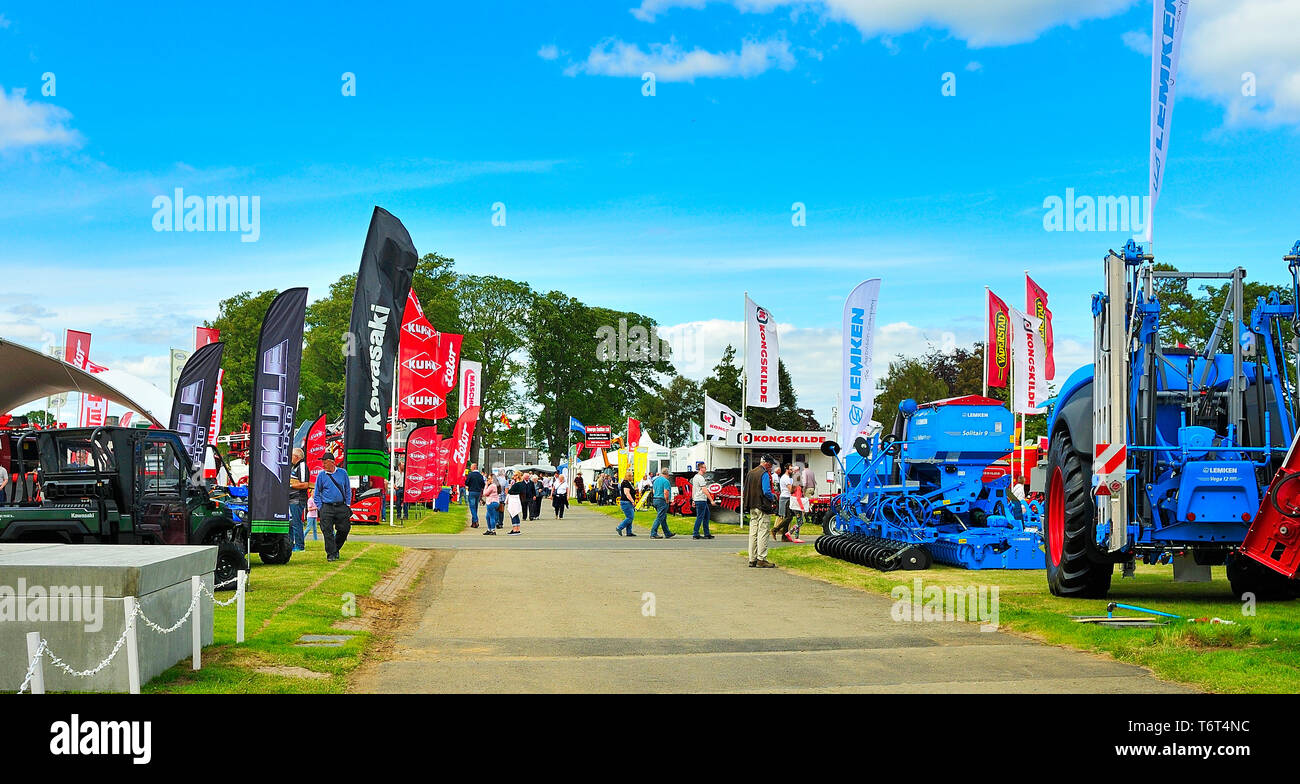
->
[314,452,353,562]
[465,463,486,528]
[649,466,676,539]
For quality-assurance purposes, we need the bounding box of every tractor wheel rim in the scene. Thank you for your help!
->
[1048,466,1065,567]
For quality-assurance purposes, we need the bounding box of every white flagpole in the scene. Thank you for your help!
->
[983,287,990,398]
[740,293,748,528]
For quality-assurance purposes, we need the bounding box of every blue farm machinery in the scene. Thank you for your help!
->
[817,395,1043,571]
[1040,240,1300,600]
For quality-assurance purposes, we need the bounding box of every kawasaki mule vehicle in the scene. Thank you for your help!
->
[0,426,251,588]
[1042,240,1300,599]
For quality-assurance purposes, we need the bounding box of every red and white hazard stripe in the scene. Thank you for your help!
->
[1093,442,1127,496]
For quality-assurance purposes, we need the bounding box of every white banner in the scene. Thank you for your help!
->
[725,430,829,448]
[744,295,780,408]
[169,348,191,395]
[1146,0,1189,243]
[839,278,880,452]
[704,394,748,440]
[459,359,481,410]
[1010,307,1048,415]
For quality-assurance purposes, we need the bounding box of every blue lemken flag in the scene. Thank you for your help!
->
[569,417,586,434]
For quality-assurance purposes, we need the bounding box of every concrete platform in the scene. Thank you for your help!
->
[0,544,217,692]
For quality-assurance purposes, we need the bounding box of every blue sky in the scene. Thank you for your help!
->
[2,0,1298,423]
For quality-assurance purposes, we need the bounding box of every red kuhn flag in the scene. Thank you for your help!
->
[1025,274,1055,380]
[431,333,463,419]
[403,425,441,502]
[397,289,443,419]
[444,405,480,487]
[305,414,328,484]
[986,290,1011,389]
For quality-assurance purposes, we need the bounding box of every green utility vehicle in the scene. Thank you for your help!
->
[0,426,249,589]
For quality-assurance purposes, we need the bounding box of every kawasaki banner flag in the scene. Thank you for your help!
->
[839,279,880,453]
[403,426,441,502]
[744,295,780,408]
[344,207,419,477]
[1025,274,1055,380]
[444,405,480,487]
[986,289,1011,388]
[249,287,308,535]
[168,340,224,473]
[1146,0,1189,243]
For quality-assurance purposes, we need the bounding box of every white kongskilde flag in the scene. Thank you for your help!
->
[704,394,748,440]
[1146,0,1189,243]
[1009,307,1048,415]
[744,295,780,408]
[839,279,880,452]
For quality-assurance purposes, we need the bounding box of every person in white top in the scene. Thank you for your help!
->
[0,462,8,504]
[772,463,797,541]
[552,473,569,519]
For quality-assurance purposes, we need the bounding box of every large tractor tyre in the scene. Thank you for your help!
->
[1225,554,1296,602]
[1044,430,1113,598]
[215,540,248,592]
[257,533,294,565]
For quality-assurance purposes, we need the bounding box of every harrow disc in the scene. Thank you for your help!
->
[813,531,932,572]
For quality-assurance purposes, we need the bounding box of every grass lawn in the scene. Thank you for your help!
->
[346,505,466,535]
[585,501,756,535]
[766,545,1300,693]
[146,541,406,693]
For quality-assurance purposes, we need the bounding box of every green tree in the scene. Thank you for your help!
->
[453,273,534,455]
[205,289,280,434]
[872,355,951,427]
[22,409,54,427]
[701,345,742,411]
[634,374,703,448]
[300,275,353,427]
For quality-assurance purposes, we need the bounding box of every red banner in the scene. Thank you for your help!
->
[431,333,463,419]
[305,414,328,485]
[444,406,480,487]
[1025,274,1055,381]
[196,327,220,349]
[64,330,107,427]
[627,417,642,449]
[986,290,1011,389]
[397,290,443,419]
[403,426,441,502]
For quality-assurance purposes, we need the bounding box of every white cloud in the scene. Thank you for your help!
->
[1178,0,1300,127]
[630,0,1136,47]
[965,60,983,71]
[0,86,83,151]
[537,44,561,60]
[565,37,795,81]
[1121,29,1151,54]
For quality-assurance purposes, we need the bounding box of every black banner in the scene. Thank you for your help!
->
[167,341,223,472]
[344,206,418,478]
[249,287,308,534]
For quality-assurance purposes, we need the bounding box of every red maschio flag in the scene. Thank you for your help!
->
[444,405,480,487]
[987,290,1011,388]
[397,290,443,419]
[403,426,440,503]
[431,333,463,419]
[305,414,328,484]
[1026,274,1056,380]
[627,417,642,449]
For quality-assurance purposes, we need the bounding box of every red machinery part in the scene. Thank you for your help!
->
[1242,467,1300,578]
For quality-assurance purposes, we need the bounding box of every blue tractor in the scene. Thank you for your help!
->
[1040,240,1300,599]
[818,395,1042,571]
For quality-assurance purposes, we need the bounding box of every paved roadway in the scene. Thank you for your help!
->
[350,504,1190,693]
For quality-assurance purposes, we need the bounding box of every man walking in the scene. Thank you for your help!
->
[649,466,675,539]
[288,448,309,552]
[691,461,714,539]
[744,454,777,568]
[314,452,352,562]
[465,462,486,528]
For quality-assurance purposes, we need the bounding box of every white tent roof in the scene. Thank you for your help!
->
[0,338,170,426]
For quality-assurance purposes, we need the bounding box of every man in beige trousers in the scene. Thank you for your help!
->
[744,454,777,567]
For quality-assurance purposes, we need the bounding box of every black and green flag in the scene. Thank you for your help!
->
[249,287,308,535]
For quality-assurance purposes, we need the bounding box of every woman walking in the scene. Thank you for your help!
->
[482,477,501,535]
[552,472,569,518]
[615,470,638,537]
[505,471,526,535]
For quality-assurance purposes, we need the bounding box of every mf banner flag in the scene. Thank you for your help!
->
[168,341,224,471]
[431,333,463,419]
[1009,306,1048,415]
[459,360,481,410]
[249,287,308,536]
[403,426,441,502]
[398,289,442,419]
[744,295,780,408]
[704,395,747,441]
[839,279,881,452]
[344,207,419,477]
[986,290,1012,388]
[1147,0,1189,243]
[1025,274,1055,380]
[304,414,328,484]
[445,405,480,487]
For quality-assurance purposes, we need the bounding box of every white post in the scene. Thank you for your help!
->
[25,631,44,694]
[124,596,140,694]
[190,575,202,671]
[741,292,748,528]
[235,570,247,643]
[389,358,398,526]
[983,286,990,399]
